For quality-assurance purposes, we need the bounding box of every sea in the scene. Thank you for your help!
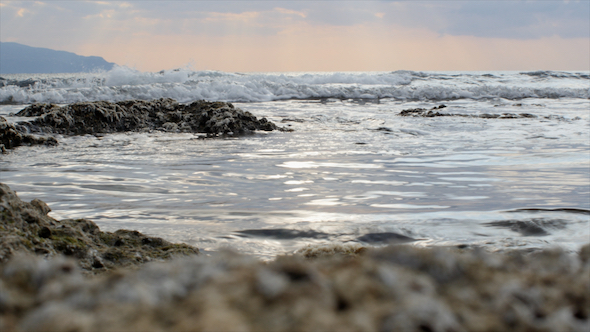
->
[1,67,589,259]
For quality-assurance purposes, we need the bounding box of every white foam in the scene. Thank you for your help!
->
[1,67,588,104]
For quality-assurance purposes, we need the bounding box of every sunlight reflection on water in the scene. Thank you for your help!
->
[1,96,589,258]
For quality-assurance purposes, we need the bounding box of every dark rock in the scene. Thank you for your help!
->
[0,182,199,273]
[398,108,428,116]
[356,232,416,244]
[479,113,500,119]
[0,116,58,153]
[485,218,567,237]
[500,113,518,119]
[373,127,393,132]
[16,98,290,137]
[519,113,537,118]
[235,229,329,240]
[398,104,449,117]
[280,118,306,123]
[398,108,455,118]
[38,227,51,239]
[398,105,542,120]
[30,198,51,215]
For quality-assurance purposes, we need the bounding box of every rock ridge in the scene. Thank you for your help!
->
[16,98,288,136]
[1,98,289,152]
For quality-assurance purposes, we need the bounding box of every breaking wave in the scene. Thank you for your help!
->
[1,66,588,104]
[520,70,590,80]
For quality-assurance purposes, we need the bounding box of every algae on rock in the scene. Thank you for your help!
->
[0,183,199,273]
[2,98,289,152]
[16,98,289,136]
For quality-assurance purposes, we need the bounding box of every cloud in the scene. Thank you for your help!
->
[1,1,588,71]
[274,8,306,18]
[16,8,28,17]
[77,19,588,72]
[378,1,590,39]
[129,1,588,39]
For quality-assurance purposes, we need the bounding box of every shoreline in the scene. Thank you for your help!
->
[1,181,589,331]
[1,96,589,331]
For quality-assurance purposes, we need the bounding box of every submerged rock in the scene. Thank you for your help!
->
[0,116,57,153]
[398,104,541,119]
[356,232,417,244]
[0,183,199,272]
[16,98,289,137]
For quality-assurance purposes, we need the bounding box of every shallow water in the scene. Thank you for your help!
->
[1,71,589,258]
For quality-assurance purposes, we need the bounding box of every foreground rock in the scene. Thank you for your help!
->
[1,182,588,331]
[0,183,199,272]
[0,117,57,153]
[1,243,588,332]
[16,98,288,136]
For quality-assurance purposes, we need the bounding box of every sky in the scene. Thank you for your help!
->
[1,0,589,72]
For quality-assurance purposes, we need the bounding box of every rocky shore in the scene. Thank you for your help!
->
[1,98,288,152]
[1,183,589,331]
[0,183,199,273]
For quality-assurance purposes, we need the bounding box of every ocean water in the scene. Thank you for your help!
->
[1,68,589,258]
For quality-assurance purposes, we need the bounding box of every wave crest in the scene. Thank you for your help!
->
[1,67,588,104]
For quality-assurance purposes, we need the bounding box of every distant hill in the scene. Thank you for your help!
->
[0,42,115,74]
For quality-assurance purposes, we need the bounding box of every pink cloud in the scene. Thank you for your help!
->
[4,1,588,72]
[79,22,589,72]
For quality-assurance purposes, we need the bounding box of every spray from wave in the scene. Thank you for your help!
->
[1,66,588,105]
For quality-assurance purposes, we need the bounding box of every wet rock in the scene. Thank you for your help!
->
[280,117,306,123]
[0,183,199,273]
[519,113,537,118]
[500,112,519,119]
[356,232,417,244]
[398,105,541,119]
[235,228,329,240]
[480,113,500,119]
[16,98,290,137]
[508,208,590,215]
[295,243,368,259]
[485,218,567,236]
[373,126,394,132]
[398,105,454,118]
[0,244,588,332]
[0,116,58,153]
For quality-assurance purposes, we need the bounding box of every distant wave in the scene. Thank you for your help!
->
[1,66,588,104]
[520,70,590,80]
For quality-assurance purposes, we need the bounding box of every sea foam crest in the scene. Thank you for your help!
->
[1,66,588,105]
